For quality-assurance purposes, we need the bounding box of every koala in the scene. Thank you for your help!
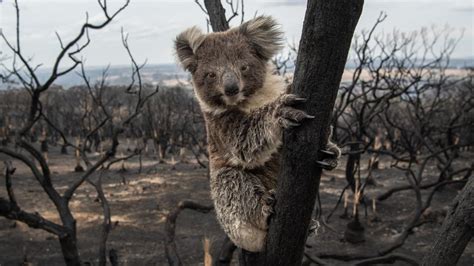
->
[174,16,340,252]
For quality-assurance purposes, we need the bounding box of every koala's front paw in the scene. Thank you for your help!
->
[275,94,314,128]
[317,143,341,170]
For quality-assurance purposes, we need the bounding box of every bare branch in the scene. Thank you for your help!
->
[0,197,67,237]
[4,161,17,206]
[165,200,213,265]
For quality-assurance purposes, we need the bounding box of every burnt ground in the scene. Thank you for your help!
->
[0,144,473,265]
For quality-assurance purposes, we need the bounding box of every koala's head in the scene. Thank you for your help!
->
[174,16,283,110]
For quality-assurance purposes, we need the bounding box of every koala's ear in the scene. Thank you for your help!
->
[238,16,284,61]
[174,26,206,73]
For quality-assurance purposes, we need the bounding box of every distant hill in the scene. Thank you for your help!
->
[1,64,189,89]
[344,56,474,69]
[1,57,472,89]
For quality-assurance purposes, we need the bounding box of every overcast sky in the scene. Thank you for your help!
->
[0,0,472,69]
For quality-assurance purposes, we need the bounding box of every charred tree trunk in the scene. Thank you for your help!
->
[204,0,229,31]
[422,178,474,266]
[204,0,363,264]
[59,234,81,266]
[242,1,363,265]
[59,208,81,266]
[345,142,360,192]
[61,144,68,154]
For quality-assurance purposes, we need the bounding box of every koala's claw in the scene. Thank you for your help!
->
[316,160,336,170]
[275,94,315,129]
[317,148,340,170]
[277,108,313,128]
[280,94,307,106]
[278,118,300,128]
[320,149,337,157]
[295,97,307,102]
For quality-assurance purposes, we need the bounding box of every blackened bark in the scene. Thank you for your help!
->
[242,1,363,265]
[204,0,229,32]
[59,210,81,266]
[422,178,474,266]
[59,234,81,266]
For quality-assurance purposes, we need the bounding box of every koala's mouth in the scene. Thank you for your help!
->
[223,93,246,106]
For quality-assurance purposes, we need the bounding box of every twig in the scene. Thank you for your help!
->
[352,253,419,265]
[88,173,112,266]
[326,184,350,221]
[4,161,17,206]
[0,198,67,237]
[304,252,329,266]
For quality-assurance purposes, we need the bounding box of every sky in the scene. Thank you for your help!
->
[0,0,472,69]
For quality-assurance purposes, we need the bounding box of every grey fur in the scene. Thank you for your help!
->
[233,15,284,61]
[175,26,205,72]
[174,16,340,252]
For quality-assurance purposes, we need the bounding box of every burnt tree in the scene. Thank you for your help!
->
[253,1,363,265]
[0,1,158,265]
[202,0,363,265]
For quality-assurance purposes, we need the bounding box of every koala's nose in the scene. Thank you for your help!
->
[223,72,240,96]
[224,83,239,96]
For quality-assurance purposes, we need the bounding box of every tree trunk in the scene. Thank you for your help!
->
[204,0,229,31]
[345,142,360,192]
[242,1,363,265]
[58,201,81,265]
[204,0,363,264]
[59,234,81,266]
[61,144,68,154]
[422,178,474,266]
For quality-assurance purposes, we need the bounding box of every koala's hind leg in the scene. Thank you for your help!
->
[210,167,273,252]
[231,222,267,252]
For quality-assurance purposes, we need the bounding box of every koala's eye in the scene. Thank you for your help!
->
[206,72,216,79]
[240,65,249,72]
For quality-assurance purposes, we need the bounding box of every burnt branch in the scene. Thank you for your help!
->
[164,200,213,265]
[352,253,419,266]
[0,1,135,264]
[4,161,17,206]
[0,197,66,237]
[88,173,112,266]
